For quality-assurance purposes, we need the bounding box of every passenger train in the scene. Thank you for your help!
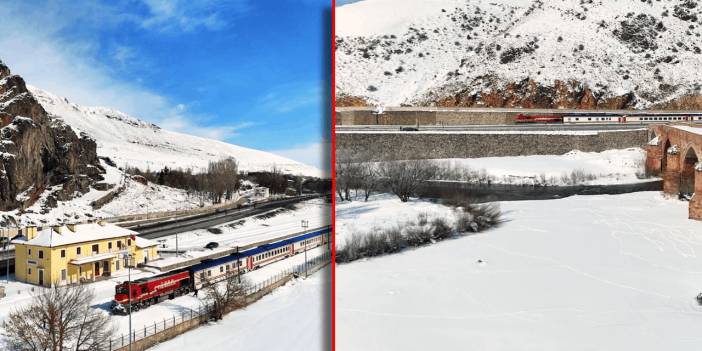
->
[516,113,702,124]
[111,226,331,314]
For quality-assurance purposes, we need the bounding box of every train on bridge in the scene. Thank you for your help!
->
[111,226,331,314]
[516,113,702,124]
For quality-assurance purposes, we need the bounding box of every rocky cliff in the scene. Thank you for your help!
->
[0,60,102,211]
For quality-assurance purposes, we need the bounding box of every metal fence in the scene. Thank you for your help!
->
[107,251,331,350]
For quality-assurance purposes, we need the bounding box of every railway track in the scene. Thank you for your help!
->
[335,124,655,132]
[131,194,326,239]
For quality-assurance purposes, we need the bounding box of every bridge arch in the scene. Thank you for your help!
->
[661,138,672,172]
[680,146,700,198]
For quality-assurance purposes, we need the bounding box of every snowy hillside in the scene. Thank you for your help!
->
[28,86,322,177]
[336,0,702,108]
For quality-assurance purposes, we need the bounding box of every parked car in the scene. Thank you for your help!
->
[205,242,219,250]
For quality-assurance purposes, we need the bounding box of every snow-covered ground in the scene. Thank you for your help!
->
[429,148,649,185]
[0,246,330,344]
[29,85,321,177]
[337,191,702,350]
[149,267,330,351]
[0,160,210,226]
[107,246,330,336]
[153,198,330,260]
[336,193,460,246]
[0,202,331,348]
[336,0,702,107]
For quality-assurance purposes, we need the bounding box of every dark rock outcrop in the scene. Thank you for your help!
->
[0,60,103,211]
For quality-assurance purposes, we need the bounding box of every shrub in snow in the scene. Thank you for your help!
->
[431,218,453,240]
[695,162,702,172]
[336,199,502,264]
[668,144,680,155]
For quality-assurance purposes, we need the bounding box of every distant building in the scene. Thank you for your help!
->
[239,186,270,200]
[11,222,158,287]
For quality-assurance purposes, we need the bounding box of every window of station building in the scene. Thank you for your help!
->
[27,268,31,275]
[61,269,67,282]
[108,242,112,250]
[28,248,31,256]
[61,249,65,258]
[117,241,122,249]
[127,239,132,246]
[77,247,81,255]
[38,251,43,259]
[92,244,99,254]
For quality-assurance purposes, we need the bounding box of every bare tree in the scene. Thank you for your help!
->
[335,151,361,201]
[2,284,114,351]
[201,272,252,321]
[205,157,240,203]
[292,175,305,195]
[357,162,379,201]
[379,160,437,202]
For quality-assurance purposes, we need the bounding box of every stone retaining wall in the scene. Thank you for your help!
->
[336,109,517,125]
[336,130,648,161]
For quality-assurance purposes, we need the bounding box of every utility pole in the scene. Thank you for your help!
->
[4,229,9,284]
[236,246,241,283]
[301,220,309,278]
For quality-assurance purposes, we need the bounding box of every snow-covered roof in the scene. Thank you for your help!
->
[11,223,138,248]
[135,236,158,248]
[69,252,121,265]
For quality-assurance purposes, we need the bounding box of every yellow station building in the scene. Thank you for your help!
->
[11,222,159,287]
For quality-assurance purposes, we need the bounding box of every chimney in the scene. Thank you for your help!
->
[53,226,63,234]
[67,223,77,232]
[25,226,38,240]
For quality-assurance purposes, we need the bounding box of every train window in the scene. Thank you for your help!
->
[208,270,212,277]
[200,272,205,280]
[220,266,224,273]
[587,118,591,121]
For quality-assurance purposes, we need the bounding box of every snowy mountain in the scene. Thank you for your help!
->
[336,0,702,109]
[28,86,322,177]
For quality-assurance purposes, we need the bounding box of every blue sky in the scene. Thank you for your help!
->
[0,0,331,171]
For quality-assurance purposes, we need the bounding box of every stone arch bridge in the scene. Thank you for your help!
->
[645,125,702,220]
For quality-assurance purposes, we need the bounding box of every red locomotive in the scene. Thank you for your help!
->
[515,114,563,123]
[112,270,192,314]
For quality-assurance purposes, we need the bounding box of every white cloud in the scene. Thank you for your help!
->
[140,0,250,32]
[258,83,323,113]
[270,141,330,175]
[0,1,250,143]
[159,114,254,140]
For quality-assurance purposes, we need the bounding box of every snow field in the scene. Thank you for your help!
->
[149,267,330,351]
[336,191,702,350]
[428,147,649,185]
